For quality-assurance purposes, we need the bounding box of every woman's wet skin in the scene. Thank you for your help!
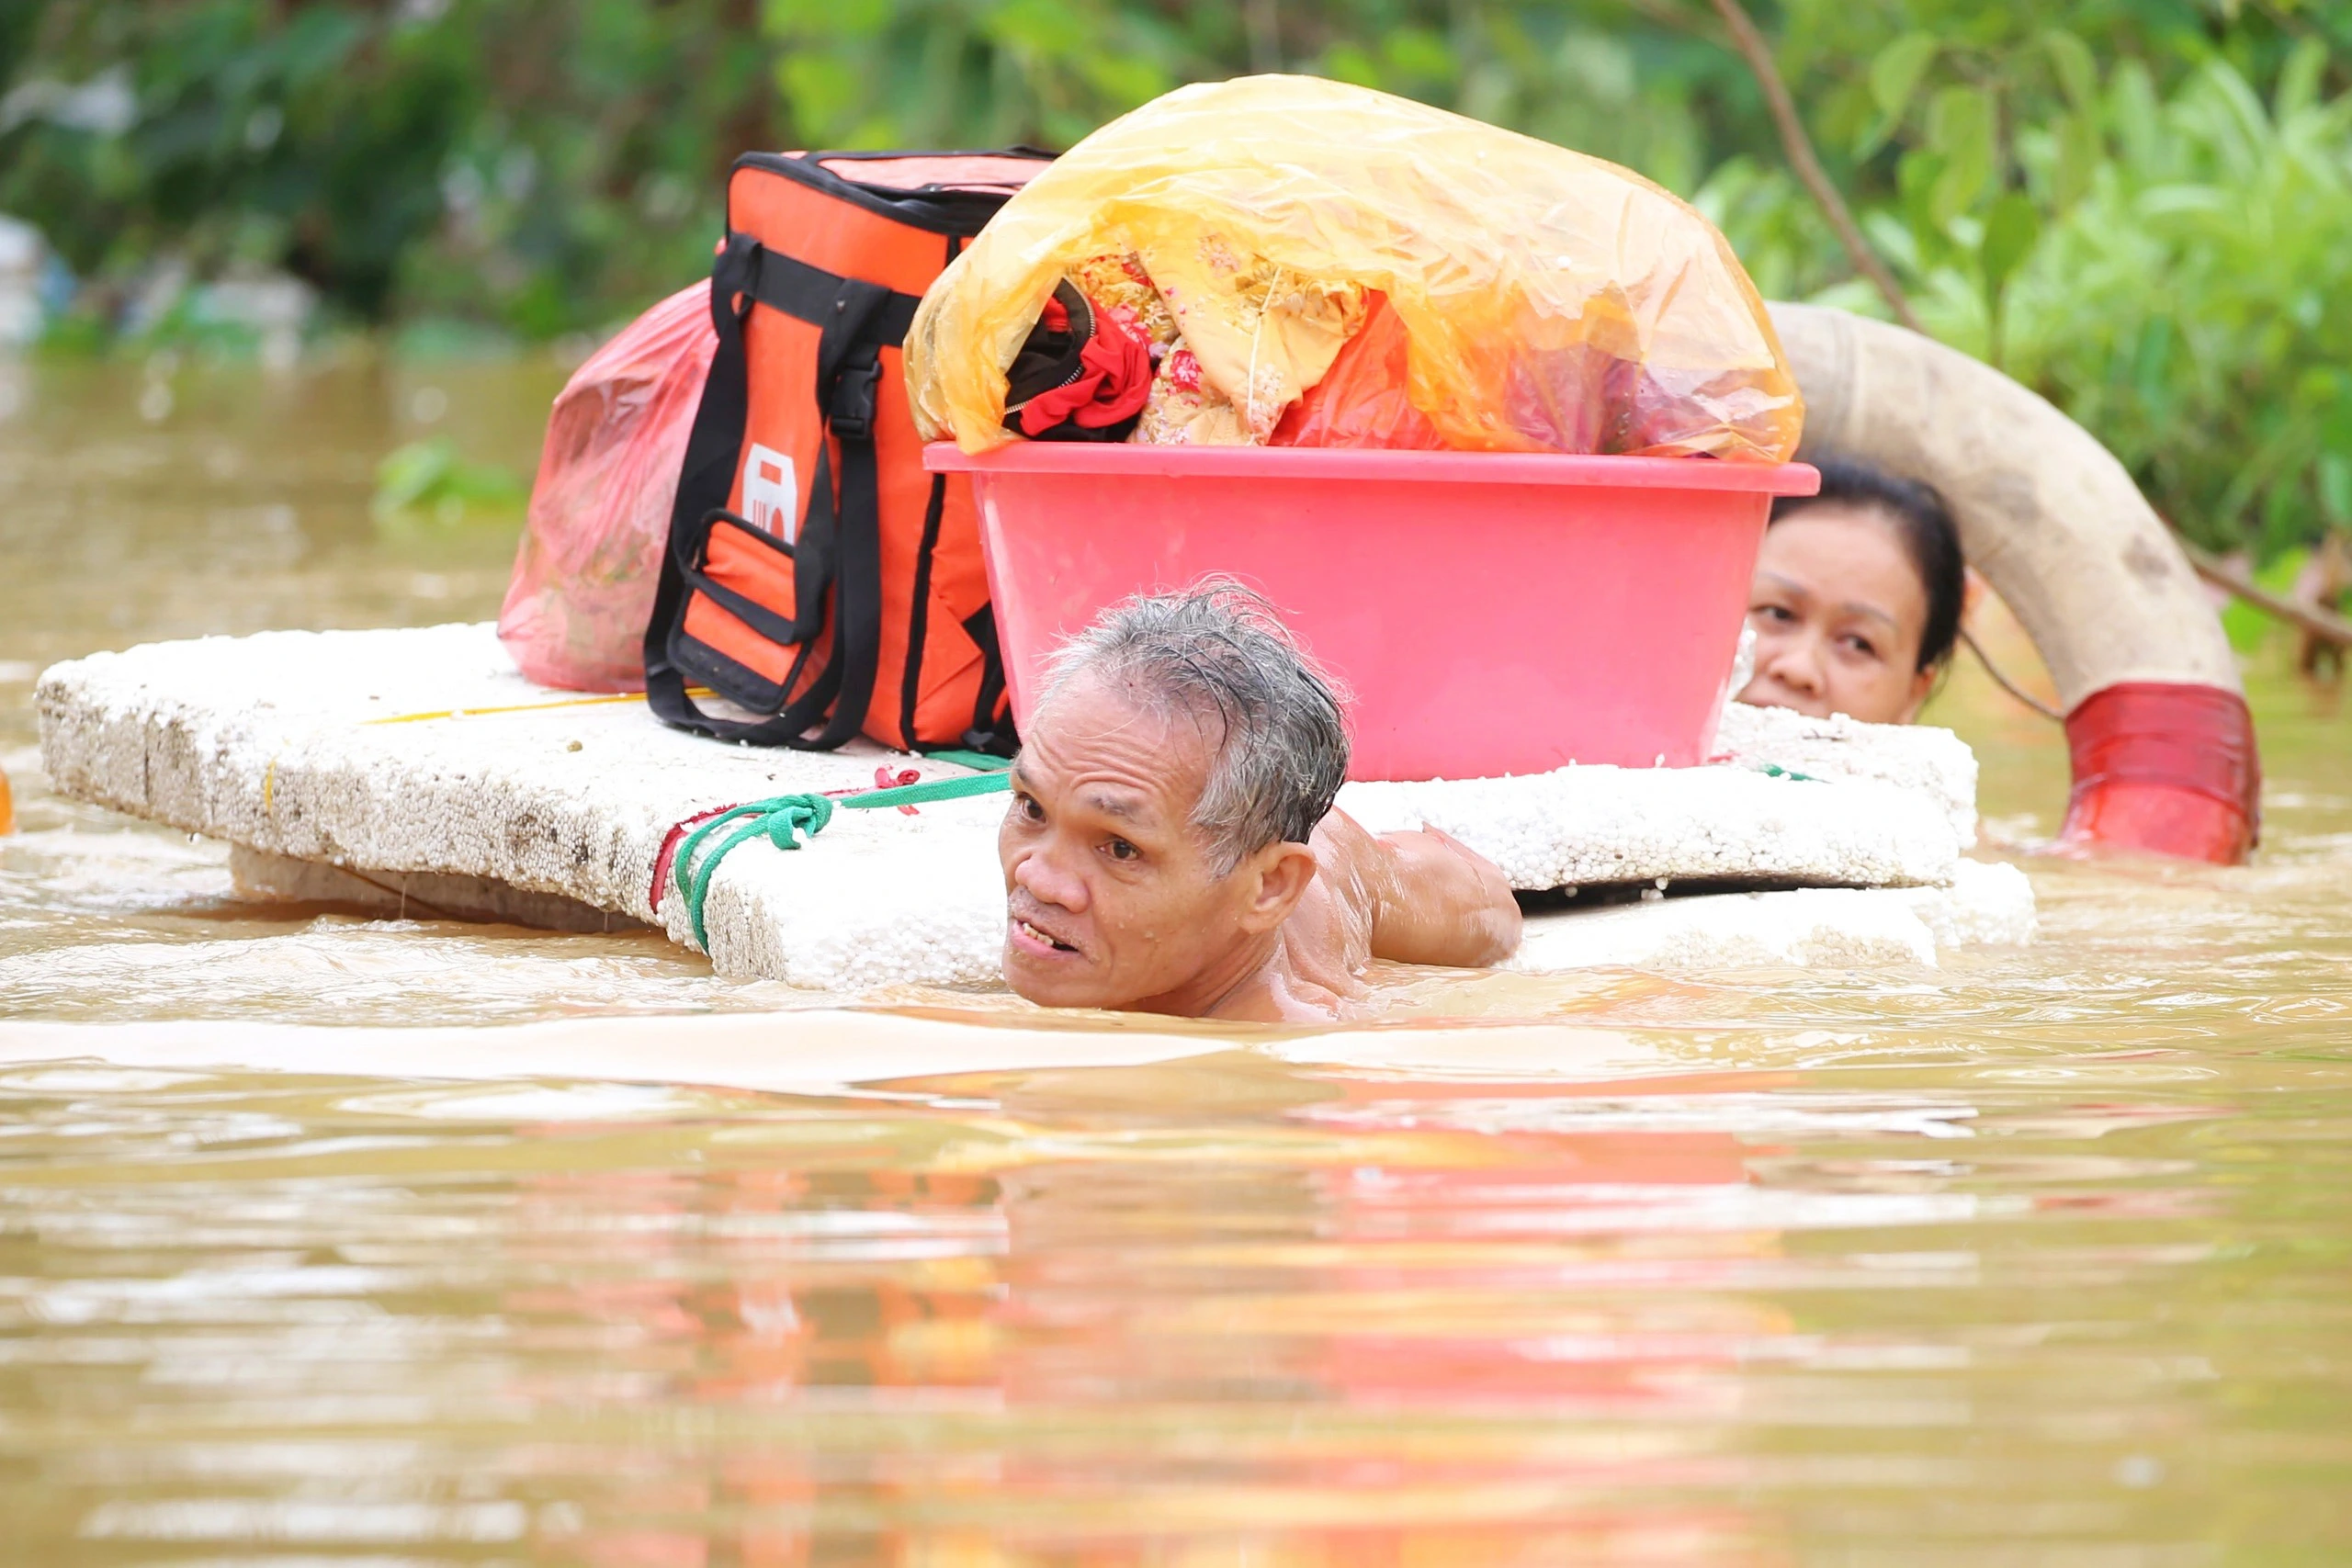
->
[1737,502,1937,726]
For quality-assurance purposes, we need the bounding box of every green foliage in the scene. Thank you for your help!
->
[2012,57,2352,558]
[760,0,1739,197]
[4,2,474,321]
[2222,547,2312,651]
[1857,47,2352,559]
[6,0,2351,558]
[763,0,1195,152]
[2,0,758,337]
[371,436,526,531]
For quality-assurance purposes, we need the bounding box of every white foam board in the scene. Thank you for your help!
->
[37,623,2021,989]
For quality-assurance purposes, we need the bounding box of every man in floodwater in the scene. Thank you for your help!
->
[999,584,1522,1020]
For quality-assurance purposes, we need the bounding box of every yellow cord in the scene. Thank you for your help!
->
[359,689,710,727]
[263,692,707,823]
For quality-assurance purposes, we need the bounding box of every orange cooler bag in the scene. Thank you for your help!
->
[644,150,1051,752]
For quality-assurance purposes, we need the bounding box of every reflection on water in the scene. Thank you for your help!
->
[3,361,2350,1559]
[6,1041,2348,1561]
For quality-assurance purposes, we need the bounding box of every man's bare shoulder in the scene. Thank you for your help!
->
[1259,810,1377,999]
[1318,813,1522,971]
[1309,807,1381,879]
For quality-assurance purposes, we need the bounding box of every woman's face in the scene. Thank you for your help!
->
[1737,502,1936,726]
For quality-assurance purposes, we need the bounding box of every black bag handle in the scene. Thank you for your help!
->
[789,276,897,750]
[645,237,798,739]
[645,236,900,749]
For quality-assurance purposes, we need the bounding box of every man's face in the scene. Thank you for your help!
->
[998,673,1264,1011]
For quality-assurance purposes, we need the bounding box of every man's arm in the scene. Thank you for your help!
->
[1368,823,1521,967]
[1315,812,1521,969]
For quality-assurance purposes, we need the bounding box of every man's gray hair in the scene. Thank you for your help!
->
[1037,581,1350,874]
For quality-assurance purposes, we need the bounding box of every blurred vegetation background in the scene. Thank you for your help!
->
[4,0,2349,563]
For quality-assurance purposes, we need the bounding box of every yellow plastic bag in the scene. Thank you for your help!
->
[906,74,1802,461]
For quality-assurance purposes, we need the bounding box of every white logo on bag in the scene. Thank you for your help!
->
[742,445,798,541]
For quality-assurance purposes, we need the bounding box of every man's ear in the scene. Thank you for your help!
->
[1235,840,1319,934]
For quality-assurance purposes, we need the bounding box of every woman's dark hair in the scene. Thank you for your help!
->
[1770,458,1965,673]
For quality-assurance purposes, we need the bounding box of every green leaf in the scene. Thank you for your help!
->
[2222,546,2311,649]
[2051,111,2102,209]
[2110,61,2165,168]
[1979,189,2041,295]
[1894,144,1951,259]
[371,437,524,525]
[2322,456,2352,527]
[777,52,863,141]
[1383,27,1458,86]
[2043,28,2098,115]
[1320,42,1382,89]
[372,437,456,515]
[2136,184,2232,220]
[1926,85,1996,225]
[2278,39,2327,120]
[1860,209,1923,274]
[1082,53,1168,112]
[1868,32,1939,120]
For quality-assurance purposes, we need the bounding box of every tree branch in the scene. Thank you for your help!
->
[2171,534,2352,649]
[1703,0,1928,337]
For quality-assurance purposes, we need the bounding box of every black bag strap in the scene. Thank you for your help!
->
[645,235,770,738]
[643,232,915,749]
[673,510,810,648]
[744,246,924,344]
[793,271,897,750]
[959,603,1018,757]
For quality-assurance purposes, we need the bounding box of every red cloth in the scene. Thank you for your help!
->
[1272,291,1447,450]
[2060,682,2260,863]
[1018,301,1153,435]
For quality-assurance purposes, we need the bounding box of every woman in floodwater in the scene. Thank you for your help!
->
[1737,458,1966,726]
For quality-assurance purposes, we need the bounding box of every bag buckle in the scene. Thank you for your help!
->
[829,354,882,441]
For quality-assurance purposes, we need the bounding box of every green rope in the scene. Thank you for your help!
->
[1752,762,1824,783]
[918,748,1014,773]
[677,765,1013,951]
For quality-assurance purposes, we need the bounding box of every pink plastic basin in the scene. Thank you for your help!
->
[924,443,1819,781]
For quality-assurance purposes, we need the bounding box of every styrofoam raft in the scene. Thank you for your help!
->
[38,623,2026,989]
[1513,862,2034,973]
[1712,699,1979,846]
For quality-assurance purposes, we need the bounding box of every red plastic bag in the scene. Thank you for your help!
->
[1272,292,1445,450]
[1271,288,1770,455]
[498,281,716,692]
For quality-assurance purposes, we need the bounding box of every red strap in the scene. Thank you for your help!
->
[876,764,922,814]
[649,802,741,914]
[2061,682,2260,863]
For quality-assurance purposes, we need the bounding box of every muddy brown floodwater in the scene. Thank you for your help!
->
[2,357,2349,1563]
